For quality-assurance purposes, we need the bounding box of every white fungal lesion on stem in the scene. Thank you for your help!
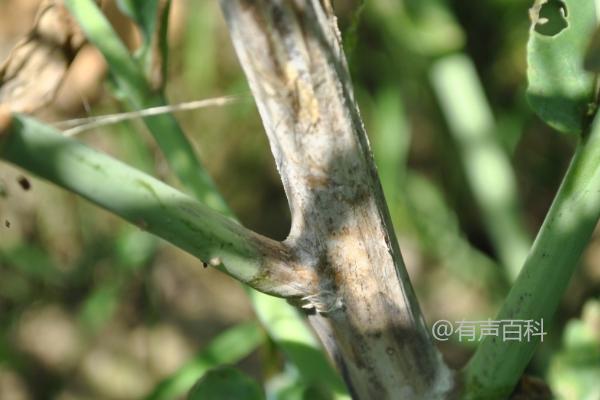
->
[219,0,454,398]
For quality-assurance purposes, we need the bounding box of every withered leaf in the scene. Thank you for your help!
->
[0,0,86,113]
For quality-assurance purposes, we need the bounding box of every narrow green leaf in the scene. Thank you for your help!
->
[526,0,597,134]
[187,366,265,400]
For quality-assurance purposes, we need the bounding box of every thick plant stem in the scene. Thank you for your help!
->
[219,0,453,398]
[0,114,318,298]
[463,114,600,399]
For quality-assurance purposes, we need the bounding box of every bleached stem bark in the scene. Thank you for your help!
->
[219,1,453,398]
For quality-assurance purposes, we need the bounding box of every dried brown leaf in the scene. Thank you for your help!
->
[0,0,86,113]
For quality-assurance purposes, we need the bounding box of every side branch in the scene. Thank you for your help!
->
[0,113,317,298]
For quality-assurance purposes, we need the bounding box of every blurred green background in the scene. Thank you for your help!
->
[0,0,599,399]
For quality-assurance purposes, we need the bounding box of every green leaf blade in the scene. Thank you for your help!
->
[526,0,597,135]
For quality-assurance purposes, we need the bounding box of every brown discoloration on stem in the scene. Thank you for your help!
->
[242,231,320,297]
[219,0,453,398]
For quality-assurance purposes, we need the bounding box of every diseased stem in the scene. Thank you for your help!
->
[220,0,453,398]
[463,113,600,399]
[0,114,317,299]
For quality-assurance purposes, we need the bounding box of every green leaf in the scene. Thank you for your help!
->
[187,366,265,400]
[526,0,597,134]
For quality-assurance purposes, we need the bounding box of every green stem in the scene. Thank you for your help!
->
[64,0,148,104]
[0,115,309,298]
[431,54,531,280]
[136,92,229,211]
[65,0,227,211]
[463,114,600,399]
